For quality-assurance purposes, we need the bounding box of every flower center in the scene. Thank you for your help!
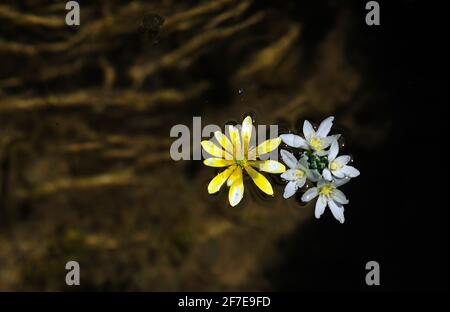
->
[319,184,334,197]
[236,159,248,167]
[330,160,341,171]
[310,137,323,151]
[294,169,305,178]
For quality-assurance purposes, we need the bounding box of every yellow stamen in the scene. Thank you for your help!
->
[320,184,334,196]
[236,159,248,167]
[310,138,322,151]
[330,160,340,171]
[294,169,305,178]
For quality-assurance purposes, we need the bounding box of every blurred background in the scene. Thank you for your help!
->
[0,0,447,291]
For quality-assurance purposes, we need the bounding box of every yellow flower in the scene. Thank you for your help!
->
[201,116,286,207]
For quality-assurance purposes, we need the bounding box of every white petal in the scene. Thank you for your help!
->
[296,176,306,188]
[328,139,339,161]
[301,187,318,202]
[333,189,349,205]
[335,155,351,166]
[316,116,334,137]
[330,134,341,142]
[280,134,307,149]
[298,155,309,168]
[334,177,351,187]
[342,165,360,178]
[322,168,332,181]
[280,149,298,169]
[320,136,338,152]
[280,169,297,181]
[332,169,345,178]
[328,200,345,223]
[315,195,327,219]
[303,120,315,139]
[322,137,334,149]
[283,181,298,199]
[307,169,322,182]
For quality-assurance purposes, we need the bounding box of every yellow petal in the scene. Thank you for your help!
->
[248,160,286,174]
[201,141,231,159]
[241,116,253,157]
[228,125,243,160]
[227,166,242,187]
[255,137,282,156]
[214,131,234,156]
[208,165,236,194]
[244,165,274,195]
[203,158,235,167]
[229,177,244,207]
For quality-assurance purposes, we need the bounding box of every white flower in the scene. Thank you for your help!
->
[322,140,360,181]
[301,180,349,223]
[280,150,321,199]
[280,116,340,156]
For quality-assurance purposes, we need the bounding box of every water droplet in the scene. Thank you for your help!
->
[275,117,291,134]
[301,181,314,191]
[348,154,355,164]
[338,135,346,150]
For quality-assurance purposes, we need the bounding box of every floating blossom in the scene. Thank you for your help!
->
[201,116,285,207]
[280,116,340,156]
[322,140,360,181]
[301,180,349,223]
[278,116,359,224]
[280,150,321,199]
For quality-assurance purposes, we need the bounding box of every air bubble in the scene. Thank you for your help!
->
[338,136,346,150]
